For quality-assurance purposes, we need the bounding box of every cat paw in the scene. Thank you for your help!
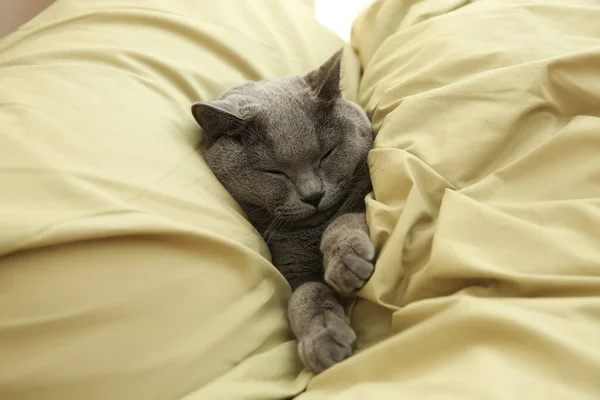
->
[321,225,375,296]
[297,308,356,373]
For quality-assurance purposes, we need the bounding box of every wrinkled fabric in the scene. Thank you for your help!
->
[0,1,360,399]
[298,0,600,398]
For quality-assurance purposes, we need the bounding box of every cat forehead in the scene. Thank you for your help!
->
[223,77,338,157]
[258,109,322,163]
[232,77,323,134]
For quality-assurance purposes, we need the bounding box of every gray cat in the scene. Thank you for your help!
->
[191,50,375,373]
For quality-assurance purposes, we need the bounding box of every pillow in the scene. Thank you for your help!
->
[0,1,361,399]
[297,0,600,399]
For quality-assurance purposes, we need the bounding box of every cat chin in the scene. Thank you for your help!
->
[283,206,339,229]
[241,201,341,230]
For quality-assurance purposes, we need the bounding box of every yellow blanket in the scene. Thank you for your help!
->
[0,1,358,399]
[298,0,600,398]
[2,0,600,398]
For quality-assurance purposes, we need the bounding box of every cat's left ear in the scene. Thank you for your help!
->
[191,99,249,144]
[305,49,343,102]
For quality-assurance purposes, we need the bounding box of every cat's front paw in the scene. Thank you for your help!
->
[321,215,375,296]
[297,308,356,373]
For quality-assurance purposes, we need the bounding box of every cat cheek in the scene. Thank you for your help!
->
[268,185,291,208]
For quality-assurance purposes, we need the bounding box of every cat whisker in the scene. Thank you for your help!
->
[261,215,281,241]
[254,214,276,233]
[264,221,278,245]
[266,217,288,245]
[366,149,385,175]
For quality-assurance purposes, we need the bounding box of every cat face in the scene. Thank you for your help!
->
[192,50,373,225]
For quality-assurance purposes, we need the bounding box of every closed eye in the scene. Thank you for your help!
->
[320,147,337,165]
[261,169,287,177]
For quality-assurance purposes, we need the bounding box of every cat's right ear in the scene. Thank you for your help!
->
[305,49,343,102]
[191,100,248,144]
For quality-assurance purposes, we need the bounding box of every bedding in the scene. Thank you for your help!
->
[296,0,600,398]
[0,1,360,399]
[3,0,600,398]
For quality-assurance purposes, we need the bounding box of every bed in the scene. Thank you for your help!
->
[1,0,599,399]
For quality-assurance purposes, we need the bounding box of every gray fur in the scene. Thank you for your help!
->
[192,50,375,373]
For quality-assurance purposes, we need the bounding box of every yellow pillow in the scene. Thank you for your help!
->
[298,0,600,399]
[0,1,360,399]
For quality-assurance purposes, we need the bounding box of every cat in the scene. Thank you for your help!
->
[191,49,375,373]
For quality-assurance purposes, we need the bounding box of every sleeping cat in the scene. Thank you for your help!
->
[191,50,375,373]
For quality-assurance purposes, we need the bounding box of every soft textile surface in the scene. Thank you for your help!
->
[0,1,360,399]
[298,0,600,399]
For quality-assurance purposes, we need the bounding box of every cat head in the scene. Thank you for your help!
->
[191,50,373,225]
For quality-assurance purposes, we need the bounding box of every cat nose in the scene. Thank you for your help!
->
[302,190,324,207]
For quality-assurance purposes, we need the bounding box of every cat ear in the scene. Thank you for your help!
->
[191,100,249,143]
[305,49,343,102]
